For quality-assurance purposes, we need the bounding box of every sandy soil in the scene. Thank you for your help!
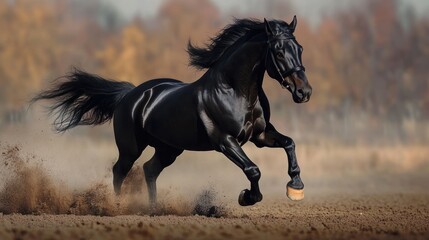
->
[1,122,429,240]
[0,193,428,240]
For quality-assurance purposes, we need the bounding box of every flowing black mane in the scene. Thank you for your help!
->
[187,18,265,70]
[187,18,294,70]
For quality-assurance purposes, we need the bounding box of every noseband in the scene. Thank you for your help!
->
[266,37,305,89]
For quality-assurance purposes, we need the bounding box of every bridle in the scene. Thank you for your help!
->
[266,36,305,89]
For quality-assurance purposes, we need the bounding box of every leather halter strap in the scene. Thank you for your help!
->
[266,37,305,88]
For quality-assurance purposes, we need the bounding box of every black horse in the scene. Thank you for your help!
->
[34,17,312,207]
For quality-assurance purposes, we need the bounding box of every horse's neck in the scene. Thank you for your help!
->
[215,40,267,102]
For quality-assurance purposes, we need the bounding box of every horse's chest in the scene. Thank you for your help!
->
[200,90,266,145]
[236,105,265,145]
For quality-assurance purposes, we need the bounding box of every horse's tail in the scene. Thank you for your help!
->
[32,69,135,132]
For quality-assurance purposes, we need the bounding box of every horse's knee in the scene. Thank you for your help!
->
[244,166,261,182]
[284,138,295,151]
[144,148,182,179]
[113,153,141,185]
[114,156,133,173]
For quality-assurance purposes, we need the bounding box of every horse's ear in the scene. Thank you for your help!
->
[289,15,297,33]
[264,18,274,37]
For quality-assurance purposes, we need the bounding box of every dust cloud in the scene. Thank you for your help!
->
[0,143,226,217]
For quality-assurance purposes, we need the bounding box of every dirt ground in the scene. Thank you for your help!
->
[0,193,428,240]
[1,123,429,240]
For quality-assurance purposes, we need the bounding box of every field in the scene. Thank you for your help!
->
[1,194,428,240]
[0,122,429,240]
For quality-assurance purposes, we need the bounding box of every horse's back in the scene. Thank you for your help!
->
[133,78,184,94]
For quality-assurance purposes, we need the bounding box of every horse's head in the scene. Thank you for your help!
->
[264,17,312,103]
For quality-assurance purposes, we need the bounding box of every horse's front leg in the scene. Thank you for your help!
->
[252,123,304,201]
[219,135,263,206]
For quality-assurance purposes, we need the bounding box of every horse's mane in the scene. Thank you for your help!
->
[187,18,265,70]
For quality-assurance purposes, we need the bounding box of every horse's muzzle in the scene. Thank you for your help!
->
[294,86,312,103]
[289,72,312,103]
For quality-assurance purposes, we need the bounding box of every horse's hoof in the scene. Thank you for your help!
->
[238,189,251,206]
[238,189,262,206]
[286,186,304,201]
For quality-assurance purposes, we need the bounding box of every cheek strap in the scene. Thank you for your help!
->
[265,42,305,89]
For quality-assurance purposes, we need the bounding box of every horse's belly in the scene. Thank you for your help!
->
[145,115,214,151]
[141,86,213,151]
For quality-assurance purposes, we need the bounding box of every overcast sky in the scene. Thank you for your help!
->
[103,0,429,26]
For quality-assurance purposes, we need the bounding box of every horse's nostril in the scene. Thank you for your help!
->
[297,89,304,97]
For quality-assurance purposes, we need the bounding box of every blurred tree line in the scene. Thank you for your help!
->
[0,0,427,142]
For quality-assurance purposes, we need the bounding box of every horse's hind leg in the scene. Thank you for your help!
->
[112,114,147,195]
[113,148,146,195]
[143,146,183,207]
